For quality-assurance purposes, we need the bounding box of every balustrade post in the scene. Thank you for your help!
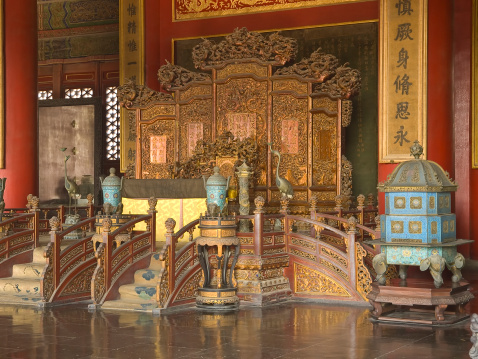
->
[356,194,365,241]
[30,196,40,247]
[49,216,61,288]
[101,218,113,290]
[346,215,358,289]
[280,195,290,248]
[165,218,176,293]
[253,196,265,256]
[87,193,94,232]
[334,195,346,229]
[148,197,158,252]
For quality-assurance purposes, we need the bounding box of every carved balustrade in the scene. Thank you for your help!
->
[0,208,40,277]
[41,216,97,303]
[4,196,97,234]
[90,209,156,306]
[156,218,200,308]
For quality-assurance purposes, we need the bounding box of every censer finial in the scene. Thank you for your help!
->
[410,140,423,159]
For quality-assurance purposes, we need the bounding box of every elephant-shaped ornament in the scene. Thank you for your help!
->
[420,253,446,288]
[372,253,388,285]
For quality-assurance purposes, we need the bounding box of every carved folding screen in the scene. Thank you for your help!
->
[119,28,360,212]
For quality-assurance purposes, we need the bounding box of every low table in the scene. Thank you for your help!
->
[367,278,474,325]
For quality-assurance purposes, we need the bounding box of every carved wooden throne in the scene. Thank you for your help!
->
[119,28,361,213]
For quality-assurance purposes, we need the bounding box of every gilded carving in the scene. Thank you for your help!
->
[217,63,267,79]
[341,156,353,200]
[141,119,175,179]
[275,48,339,81]
[429,196,435,209]
[118,78,174,109]
[321,247,348,268]
[295,263,351,297]
[291,248,317,261]
[172,131,258,180]
[320,259,349,280]
[273,79,307,94]
[41,243,54,302]
[179,99,212,161]
[341,100,353,127]
[355,243,372,299]
[112,248,129,268]
[60,266,95,296]
[180,85,211,101]
[263,248,285,255]
[312,114,336,186]
[157,62,211,91]
[157,244,170,307]
[174,270,202,302]
[312,96,337,113]
[314,65,361,99]
[272,96,307,186]
[9,235,33,248]
[291,238,316,251]
[192,28,297,68]
[141,105,176,121]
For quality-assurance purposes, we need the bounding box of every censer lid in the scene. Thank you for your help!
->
[378,141,457,193]
[101,168,122,186]
[205,166,228,186]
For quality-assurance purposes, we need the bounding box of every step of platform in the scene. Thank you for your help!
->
[118,283,157,302]
[101,297,158,311]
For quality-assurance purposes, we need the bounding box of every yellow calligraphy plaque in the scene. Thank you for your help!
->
[120,0,144,172]
[379,0,427,162]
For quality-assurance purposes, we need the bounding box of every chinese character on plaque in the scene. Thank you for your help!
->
[281,119,299,154]
[227,113,256,140]
[150,136,167,164]
[188,122,203,157]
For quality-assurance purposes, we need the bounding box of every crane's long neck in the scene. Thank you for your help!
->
[64,159,69,188]
[275,151,281,181]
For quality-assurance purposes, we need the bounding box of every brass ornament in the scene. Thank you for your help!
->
[49,216,61,232]
[148,197,157,211]
[165,218,176,234]
[254,196,265,214]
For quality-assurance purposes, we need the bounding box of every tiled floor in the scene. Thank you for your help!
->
[0,266,476,359]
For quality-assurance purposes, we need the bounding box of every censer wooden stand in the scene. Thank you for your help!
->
[195,215,240,311]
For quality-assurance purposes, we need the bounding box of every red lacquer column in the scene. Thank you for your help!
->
[0,1,38,207]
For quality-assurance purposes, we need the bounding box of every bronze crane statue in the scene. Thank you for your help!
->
[64,155,79,214]
[268,143,294,199]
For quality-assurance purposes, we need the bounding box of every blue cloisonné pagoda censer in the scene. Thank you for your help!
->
[369,141,473,289]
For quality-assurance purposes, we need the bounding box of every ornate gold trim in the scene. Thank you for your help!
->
[173,0,367,21]
[379,0,428,162]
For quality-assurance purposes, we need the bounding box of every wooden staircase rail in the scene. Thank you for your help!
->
[0,210,40,278]
[91,211,156,306]
[157,218,200,309]
[41,216,96,303]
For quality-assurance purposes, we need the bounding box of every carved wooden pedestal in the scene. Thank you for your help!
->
[367,278,474,325]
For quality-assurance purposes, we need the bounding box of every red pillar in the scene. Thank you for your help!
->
[0,0,38,207]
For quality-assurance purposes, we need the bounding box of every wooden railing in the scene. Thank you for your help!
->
[41,216,97,303]
[91,207,157,306]
[0,208,40,277]
[4,200,97,234]
[157,218,200,307]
